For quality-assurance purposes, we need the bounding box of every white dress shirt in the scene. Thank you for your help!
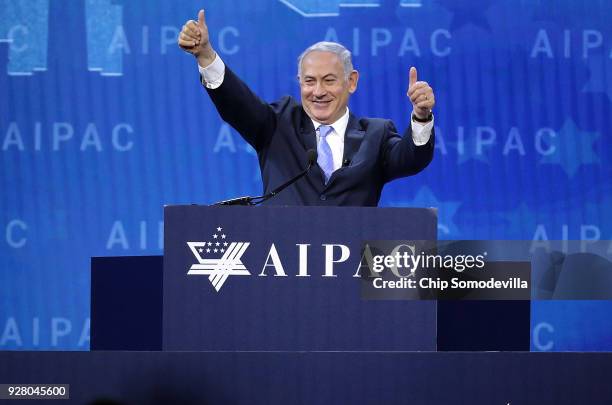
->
[198,54,434,167]
[311,109,349,171]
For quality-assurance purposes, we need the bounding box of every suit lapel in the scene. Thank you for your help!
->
[342,113,365,166]
[299,110,317,152]
[299,109,327,184]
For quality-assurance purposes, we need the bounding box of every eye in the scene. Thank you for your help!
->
[325,78,336,84]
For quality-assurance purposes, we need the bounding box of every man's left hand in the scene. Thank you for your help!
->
[407,67,435,121]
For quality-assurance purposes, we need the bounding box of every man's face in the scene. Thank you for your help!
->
[299,51,359,124]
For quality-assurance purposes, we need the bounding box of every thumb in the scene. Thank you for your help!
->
[409,66,417,88]
[198,9,205,27]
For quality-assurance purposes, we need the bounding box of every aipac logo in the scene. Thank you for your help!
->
[187,227,250,292]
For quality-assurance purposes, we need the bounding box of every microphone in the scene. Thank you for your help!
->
[213,149,317,206]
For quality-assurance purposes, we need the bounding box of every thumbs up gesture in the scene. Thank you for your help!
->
[178,9,216,67]
[407,67,435,121]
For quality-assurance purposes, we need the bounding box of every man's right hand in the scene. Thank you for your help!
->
[178,9,216,67]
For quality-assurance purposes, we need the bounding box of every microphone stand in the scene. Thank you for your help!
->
[213,151,317,206]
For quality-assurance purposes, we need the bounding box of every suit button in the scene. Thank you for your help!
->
[320,194,327,201]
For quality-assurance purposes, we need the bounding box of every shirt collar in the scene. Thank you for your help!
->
[310,107,350,137]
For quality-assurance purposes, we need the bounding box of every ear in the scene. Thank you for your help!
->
[348,70,359,94]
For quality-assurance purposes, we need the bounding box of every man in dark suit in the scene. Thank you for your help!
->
[178,9,436,206]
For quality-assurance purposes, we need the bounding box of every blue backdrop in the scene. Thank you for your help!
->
[1,0,611,350]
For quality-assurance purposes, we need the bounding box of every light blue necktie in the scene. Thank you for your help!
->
[317,125,334,183]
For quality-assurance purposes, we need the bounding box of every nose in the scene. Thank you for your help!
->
[313,81,326,98]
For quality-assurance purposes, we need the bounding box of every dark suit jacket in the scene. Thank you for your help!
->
[206,67,435,206]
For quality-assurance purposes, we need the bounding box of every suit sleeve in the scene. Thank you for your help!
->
[205,66,276,152]
[380,120,435,183]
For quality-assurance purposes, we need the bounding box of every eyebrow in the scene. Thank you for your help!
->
[303,73,338,80]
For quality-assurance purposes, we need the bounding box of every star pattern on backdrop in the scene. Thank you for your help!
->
[449,134,492,165]
[539,119,600,178]
[499,198,594,239]
[499,203,541,239]
[436,0,495,32]
[389,186,462,237]
[483,1,541,52]
[582,54,612,101]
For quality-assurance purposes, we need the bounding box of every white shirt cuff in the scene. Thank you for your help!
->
[411,113,434,146]
[198,53,225,89]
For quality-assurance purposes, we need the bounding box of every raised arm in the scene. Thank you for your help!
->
[382,67,436,181]
[178,9,276,151]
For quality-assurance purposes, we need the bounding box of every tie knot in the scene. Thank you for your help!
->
[318,125,333,138]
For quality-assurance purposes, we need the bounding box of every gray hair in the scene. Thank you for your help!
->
[297,41,354,81]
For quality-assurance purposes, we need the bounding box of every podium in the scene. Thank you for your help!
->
[163,205,438,351]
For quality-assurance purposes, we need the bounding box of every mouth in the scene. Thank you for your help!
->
[311,100,332,107]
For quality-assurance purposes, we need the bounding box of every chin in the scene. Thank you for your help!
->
[317,109,335,120]
[306,104,334,122]
[307,110,331,123]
